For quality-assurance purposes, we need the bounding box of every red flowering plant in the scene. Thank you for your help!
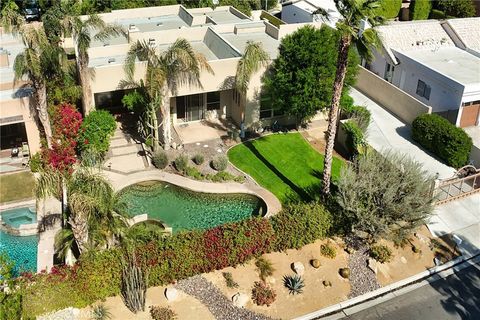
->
[43,103,83,175]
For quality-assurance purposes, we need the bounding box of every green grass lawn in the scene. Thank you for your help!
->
[0,171,35,203]
[228,133,343,202]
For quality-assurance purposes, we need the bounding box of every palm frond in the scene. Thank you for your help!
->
[235,41,269,93]
[54,228,75,259]
[0,1,24,35]
[35,170,61,200]
[94,24,127,42]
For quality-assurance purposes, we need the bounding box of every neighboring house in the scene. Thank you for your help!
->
[280,0,340,28]
[75,5,320,133]
[0,30,41,155]
[366,19,480,128]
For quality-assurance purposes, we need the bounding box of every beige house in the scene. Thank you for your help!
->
[0,30,41,156]
[77,5,320,142]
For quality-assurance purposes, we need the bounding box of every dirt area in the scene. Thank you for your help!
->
[203,239,350,320]
[79,285,214,320]
[301,130,346,161]
[374,226,459,286]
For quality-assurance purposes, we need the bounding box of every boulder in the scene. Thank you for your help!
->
[400,256,407,264]
[171,142,177,150]
[339,268,350,279]
[345,247,356,254]
[165,287,178,301]
[266,276,276,285]
[367,258,378,274]
[310,259,321,269]
[291,262,305,275]
[232,292,249,308]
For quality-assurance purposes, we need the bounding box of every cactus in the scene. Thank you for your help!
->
[121,254,148,313]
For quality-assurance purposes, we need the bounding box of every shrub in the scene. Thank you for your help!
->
[185,166,204,180]
[370,245,393,263]
[209,171,237,182]
[91,304,112,320]
[343,121,366,156]
[149,306,177,320]
[222,272,239,289]
[410,0,432,20]
[255,257,275,281]
[192,154,205,165]
[28,152,43,173]
[320,242,337,259]
[429,9,447,19]
[412,114,472,168]
[174,154,189,173]
[251,281,276,307]
[435,0,475,18]
[211,155,228,171]
[283,274,305,295]
[374,0,401,19]
[270,202,332,251]
[152,151,169,169]
[348,106,371,132]
[78,110,116,156]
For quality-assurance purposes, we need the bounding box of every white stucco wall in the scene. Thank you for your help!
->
[281,3,314,24]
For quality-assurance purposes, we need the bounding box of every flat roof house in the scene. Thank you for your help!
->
[77,5,320,142]
[280,0,340,28]
[366,19,480,128]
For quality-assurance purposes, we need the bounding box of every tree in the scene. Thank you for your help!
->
[336,151,435,242]
[235,41,270,126]
[263,25,359,125]
[62,14,126,114]
[319,0,384,195]
[435,0,475,18]
[410,0,432,20]
[123,38,213,150]
[374,0,401,19]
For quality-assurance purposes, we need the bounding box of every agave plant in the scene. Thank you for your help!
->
[283,274,305,295]
[91,304,112,320]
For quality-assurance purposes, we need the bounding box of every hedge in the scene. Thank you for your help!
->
[374,0,401,19]
[412,114,472,168]
[410,0,432,20]
[17,205,334,318]
[343,121,366,156]
[77,110,116,156]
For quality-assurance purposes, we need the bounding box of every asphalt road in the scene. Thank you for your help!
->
[344,263,480,320]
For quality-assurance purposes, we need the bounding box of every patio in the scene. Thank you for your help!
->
[174,119,237,145]
[0,149,29,174]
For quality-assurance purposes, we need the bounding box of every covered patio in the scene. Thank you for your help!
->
[174,118,238,145]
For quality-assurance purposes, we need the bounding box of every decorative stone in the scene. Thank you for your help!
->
[266,276,276,284]
[339,268,350,279]
[367,258,378,274]
[412,245,420,253]
[345,247,356,254]
[434,256,442,266]
[311,259,321,268]
[165,287,178,301]
[292,262,305,275]
[415,233,430,245]
[232,292,249,308]
[171,142,177,150]
[322,280,332,287]
[400,256,407,264]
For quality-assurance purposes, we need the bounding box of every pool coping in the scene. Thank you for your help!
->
[0,200,38,236]
[110,170,282,218]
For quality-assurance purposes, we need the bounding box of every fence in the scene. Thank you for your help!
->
[433,165,480,205]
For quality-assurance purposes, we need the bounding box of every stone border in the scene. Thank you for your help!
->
[0,199,36,211]
[0,201,38,236]
[110,169,282,217]
[294,250,480,320]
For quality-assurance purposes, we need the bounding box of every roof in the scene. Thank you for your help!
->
[394,47,480,86]
[445,17,480,55]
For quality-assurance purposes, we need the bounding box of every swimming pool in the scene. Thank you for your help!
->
[119,181,265,232]
[1,206,37,228]
[0,230,37,275]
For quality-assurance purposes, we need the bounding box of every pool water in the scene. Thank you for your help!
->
[1,207,37,228]
[0,230,37,275]
[119,181,265,232]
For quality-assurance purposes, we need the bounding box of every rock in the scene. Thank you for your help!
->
[415,233,430,245]
[171,142,177,150]
[339,268,350,279]
[345,247,356,254]
[367,258,378,274]
[311,259,321,269]
[412,245,421,254]
[292,262,305,275]
[232,292,249,308]
[322,280,332,287]
[265,276,276,285]
[165,287,178,301]
[434,256,442,266]
[400,256,407,264]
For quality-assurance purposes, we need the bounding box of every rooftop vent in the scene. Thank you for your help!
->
[156,22,163,27]
[103,42,110,47]
[108,58,116,63]
[148,38,156,46]
[129,24,136,29]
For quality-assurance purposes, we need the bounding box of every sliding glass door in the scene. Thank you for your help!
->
[176,93,205,122]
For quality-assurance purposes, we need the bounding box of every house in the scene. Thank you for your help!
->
[280,0,340,28]
[0,30,41,157]
[366,19,480,128]
[75,5,321,140]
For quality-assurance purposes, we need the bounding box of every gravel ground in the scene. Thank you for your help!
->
[175,275,274,320]
[345,236,381,298]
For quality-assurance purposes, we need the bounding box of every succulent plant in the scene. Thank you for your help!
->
[283,274,305,295]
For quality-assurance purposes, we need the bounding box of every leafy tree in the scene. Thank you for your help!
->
[78,109,117,159]
[122,38,213,150]
[435,0,475,18]
[336,151,435,242]
[263,25,359,125]
[219,0,261,16]
[317,0,383,195]
[374,0,401,19]
[410,0,432,20]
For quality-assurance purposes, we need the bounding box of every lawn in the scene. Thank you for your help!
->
[0,171,35,203]
[228,133,343,202]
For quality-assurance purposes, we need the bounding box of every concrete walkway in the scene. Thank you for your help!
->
[350,88,456,179]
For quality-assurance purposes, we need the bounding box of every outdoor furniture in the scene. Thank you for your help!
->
[22,142,30,158]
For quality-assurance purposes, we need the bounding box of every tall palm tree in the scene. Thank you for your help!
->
[320,0,384,195]
[123,38,213,150]
[235,41,270,127]
[62,14,126,114]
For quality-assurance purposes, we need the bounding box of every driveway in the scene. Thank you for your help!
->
[350,88,480,253]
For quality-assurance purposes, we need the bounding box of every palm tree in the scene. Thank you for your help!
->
[320,0,384,195]
[123,38,213,150]
[235,41,270,127]
[62,14,126,114]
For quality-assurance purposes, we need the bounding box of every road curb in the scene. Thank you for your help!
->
[294,250,480,320]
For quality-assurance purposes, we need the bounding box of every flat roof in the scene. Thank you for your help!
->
[89,54,127,68]
[220,31,280,59]
[206,10,246,24]
[395,47,480,86]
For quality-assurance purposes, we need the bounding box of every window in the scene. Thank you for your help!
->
[259,95,283,119]
[416,80,431,100]
[384,63,394,83]
[206,91,220,110]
